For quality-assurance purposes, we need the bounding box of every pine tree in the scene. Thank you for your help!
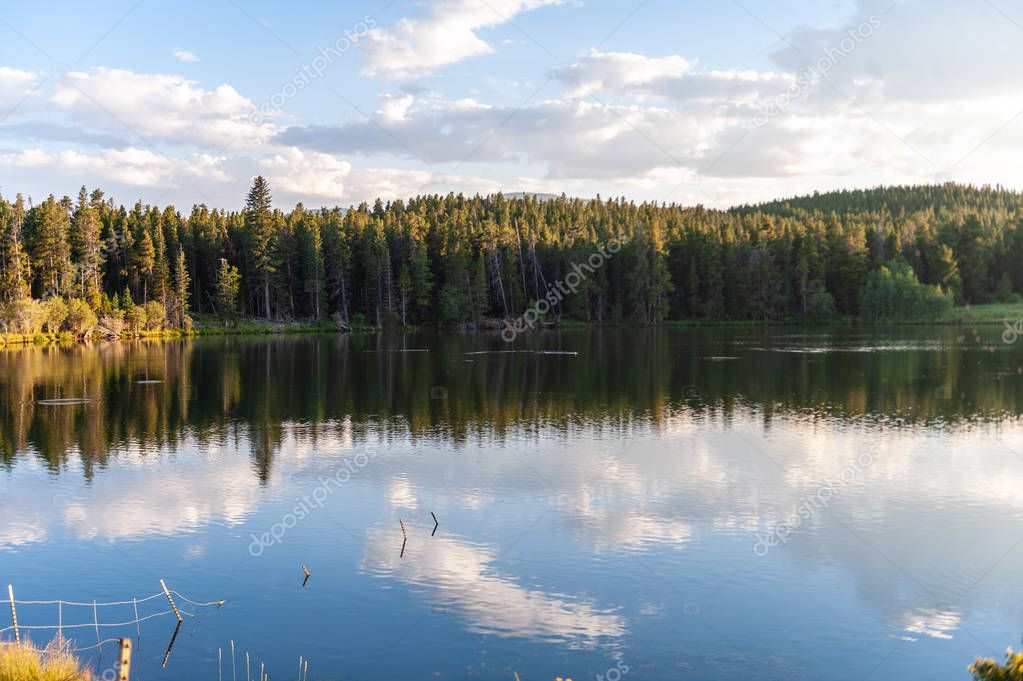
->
[133,228,155,302]
[409,240,433,322]
[0,195,31,302]
[322,210,351,322]
[70,187,104,305]
[172,247,190,328]
[27,195,72,298]
[215,258,240,323]
[245,176,275,318]
[294,209,325,318]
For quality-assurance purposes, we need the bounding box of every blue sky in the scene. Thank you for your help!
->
[1,0,1021,209]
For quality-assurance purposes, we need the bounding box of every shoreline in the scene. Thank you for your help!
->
[2,305,1019,348]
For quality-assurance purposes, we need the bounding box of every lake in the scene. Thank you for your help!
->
[2,327,1023,681]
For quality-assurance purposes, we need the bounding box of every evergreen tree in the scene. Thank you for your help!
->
[215,258,241,323]
[294,208,325,318]
[4,182,1023,332]
[26,195,72,298]
[0,195,31,302]
[70,187,104,304]
[172,247,190,328]
[132,227,155,302]
[245,176,275,318]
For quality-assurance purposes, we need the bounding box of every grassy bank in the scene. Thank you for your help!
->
[0,639,91,681]
[189,314,348,336]
[938,302,1023,325]
[0,315,380,346]
[661,303,1023,327]
[3,303,1022,348]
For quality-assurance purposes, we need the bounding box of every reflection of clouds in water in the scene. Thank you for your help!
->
[184,544,205,559]
[567,505,693,551]
[0,458,60,548]
[0,421,361,546]
[388,477,418,510]
[62,450,259,541]
[7,407,1023,643]
[0,512,47,548]
[900,607,961,640]
[360,528,627,647]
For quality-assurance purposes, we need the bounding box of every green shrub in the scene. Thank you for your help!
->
[66,299,98,337]
[125,305,147,333]
[42,297,69,333]
[2,298,45,335]
[807,290,836,320]
[859,261,954,320]
[144,301,165,331]
[970,648,1023,680]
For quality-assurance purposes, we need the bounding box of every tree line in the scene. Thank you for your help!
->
[2,179,1023,335]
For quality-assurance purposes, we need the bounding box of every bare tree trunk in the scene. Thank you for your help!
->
[338,260,349,322]
[514,219,528,308]
[492,250,509,317]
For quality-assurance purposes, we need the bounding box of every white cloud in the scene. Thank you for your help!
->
[558,51,695,97]
[0,147,228,188]
[360,0,561,79]
[259,148,352,199]
[258,147,503,203]
[0,67,42,101]
[172,48,200,63]
[51,67,273,149]
[5,0,1023,208]
[557,50,785,109]
[771,0,1023,104]
[378,93,415,123]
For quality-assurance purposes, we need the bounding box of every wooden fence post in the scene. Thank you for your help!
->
[118,638,132,681]
[7,585,18,645]
[160,579,183,622]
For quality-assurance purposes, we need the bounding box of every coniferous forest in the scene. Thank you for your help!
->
[2,179,1023,336]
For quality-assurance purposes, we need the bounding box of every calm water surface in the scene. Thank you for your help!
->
[2,327,1023,680]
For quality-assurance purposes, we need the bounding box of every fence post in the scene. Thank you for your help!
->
[6,584,17,642]
[132,597,139,638]
[160,579,183,622]
[7,585,18,645]
[118,638,132,681]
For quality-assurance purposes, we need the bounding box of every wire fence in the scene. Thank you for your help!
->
[1,582,224,652]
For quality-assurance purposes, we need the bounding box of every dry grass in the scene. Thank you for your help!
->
[0,638,92,681]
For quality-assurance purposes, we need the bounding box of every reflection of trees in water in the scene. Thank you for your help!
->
[1,328,1021,476]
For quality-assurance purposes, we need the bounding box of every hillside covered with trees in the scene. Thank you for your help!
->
[1,180,1022,337]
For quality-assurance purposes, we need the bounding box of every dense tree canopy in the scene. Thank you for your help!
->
[2,180,1023,332]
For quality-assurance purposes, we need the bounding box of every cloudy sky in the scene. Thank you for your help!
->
[1,0,1022,210]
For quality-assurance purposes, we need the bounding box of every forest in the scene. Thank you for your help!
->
[1,179,1022,336]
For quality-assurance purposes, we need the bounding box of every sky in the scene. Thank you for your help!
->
[1,0,1022,210]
